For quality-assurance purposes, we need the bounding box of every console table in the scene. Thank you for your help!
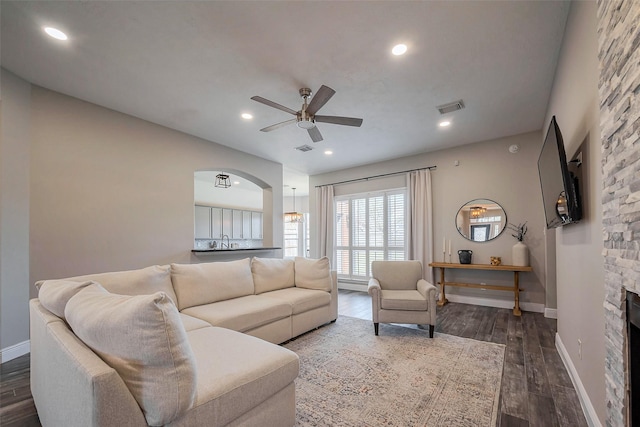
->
[428,262,533,316]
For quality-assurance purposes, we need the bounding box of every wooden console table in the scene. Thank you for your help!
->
[428,262,533,316]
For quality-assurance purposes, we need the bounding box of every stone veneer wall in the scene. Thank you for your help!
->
[598,0,640,426]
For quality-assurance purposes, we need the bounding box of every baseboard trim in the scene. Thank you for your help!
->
[1,340,30,363]
[445,294,545,313]
[555,333,601,427]
[338,282,368,292]
[544,308,558,319]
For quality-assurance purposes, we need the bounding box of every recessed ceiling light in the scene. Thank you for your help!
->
[324,150,333,155]
[241,113,253,120]
[392,44,407,56]
[44,27,68,41]
[439,120,451,127]
[233,181,240,185]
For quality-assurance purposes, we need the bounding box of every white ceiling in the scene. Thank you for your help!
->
[1,1,570,189]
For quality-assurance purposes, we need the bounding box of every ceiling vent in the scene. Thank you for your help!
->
[295,144,314,152]
[436,99,465,115]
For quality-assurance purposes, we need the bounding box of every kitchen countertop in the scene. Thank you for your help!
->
[192,247,281,253]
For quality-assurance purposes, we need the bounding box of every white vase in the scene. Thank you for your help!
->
[512,241,529,266]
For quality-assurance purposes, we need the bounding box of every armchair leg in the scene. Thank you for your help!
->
[374,322,379,336]
[429,324,434,338]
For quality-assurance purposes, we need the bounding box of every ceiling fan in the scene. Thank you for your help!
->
[251,85,363,143]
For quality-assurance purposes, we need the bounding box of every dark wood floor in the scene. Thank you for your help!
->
[1,290,587,427]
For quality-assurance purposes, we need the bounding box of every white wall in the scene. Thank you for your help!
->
[0,70,31,359]
[29,86,284,294]
[544,1,605,423]
[310,131,548,308]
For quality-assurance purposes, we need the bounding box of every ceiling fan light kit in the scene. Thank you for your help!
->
[251,85,363,143]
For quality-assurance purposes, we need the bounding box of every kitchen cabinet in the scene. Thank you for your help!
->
[242,211,252,239]
[232,210,244,239]
[251,212,263,239]
[211,207,223,238]
[222,209,233,237]
[195,206,261,241]
[194,206,211,239]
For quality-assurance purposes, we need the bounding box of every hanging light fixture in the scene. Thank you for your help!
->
[470,206,486,219]
[215,172,231,188]
[284,187,304,223]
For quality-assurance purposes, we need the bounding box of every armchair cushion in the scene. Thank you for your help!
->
[380,290,428,311]
[371,261,423,290]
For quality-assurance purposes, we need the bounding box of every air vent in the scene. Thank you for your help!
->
[436,99,465,115]
[295,145,314,152]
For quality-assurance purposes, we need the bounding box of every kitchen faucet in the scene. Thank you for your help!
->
[221,234,230,249]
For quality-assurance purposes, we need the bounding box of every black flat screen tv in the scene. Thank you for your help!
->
[537,116,582,229]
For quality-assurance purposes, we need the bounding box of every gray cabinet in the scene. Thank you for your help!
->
[232,210,243,239]
[194,206,211,239]
[211,207,222,239]
[242,211,252,239]
[251,212,263,239]
[195,206,261,240]
[222,209,233,237]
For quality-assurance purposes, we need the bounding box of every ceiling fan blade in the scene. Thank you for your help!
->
[306,85,336,115]
[308,126,323,142]
[260,118,296,132]
[251,96,298,115]
[314,115,363,127]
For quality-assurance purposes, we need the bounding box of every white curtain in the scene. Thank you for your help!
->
[316,185,335,266]
[407,170,434,283]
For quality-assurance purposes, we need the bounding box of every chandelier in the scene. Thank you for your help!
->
[470,206,486,219]
[215,173,231,188]
[284,188,304,223]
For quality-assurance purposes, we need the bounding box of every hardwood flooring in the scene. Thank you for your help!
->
[1,290,587,427]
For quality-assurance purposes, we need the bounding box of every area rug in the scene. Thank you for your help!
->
[284,316,505,427]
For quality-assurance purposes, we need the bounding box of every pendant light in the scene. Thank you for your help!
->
[215,172,231,188]
[285,188,304,223]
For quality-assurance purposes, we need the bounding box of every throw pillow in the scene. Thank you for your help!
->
[37,279,94,319]
[294,257,332,292]
[251,257,295,294]
[64,283,197,426]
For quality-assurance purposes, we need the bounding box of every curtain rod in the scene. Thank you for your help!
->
[314,166,436,188]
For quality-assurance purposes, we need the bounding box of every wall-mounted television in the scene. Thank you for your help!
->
[537,116,582,229]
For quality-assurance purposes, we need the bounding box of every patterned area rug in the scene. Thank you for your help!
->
[284,316,504,427]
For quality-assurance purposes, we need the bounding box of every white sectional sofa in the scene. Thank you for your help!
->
[30,257,338,427]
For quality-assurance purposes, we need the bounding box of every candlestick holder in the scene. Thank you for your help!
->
[449,254,452,263]
[443,251,446,263]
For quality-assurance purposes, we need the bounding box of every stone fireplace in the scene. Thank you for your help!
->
[598,1,640,426]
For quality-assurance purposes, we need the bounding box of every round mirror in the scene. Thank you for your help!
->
[456,199,507,242]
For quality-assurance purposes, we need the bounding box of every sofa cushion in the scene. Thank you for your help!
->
[171,259,254,310]
[380,289,428,311]
[64,283,197,426]
[57,265,178,306]
[251,257,295,294]
[181,295,291,333]
[183,326,299,427]
[179,313,213,332]
[294,257,332,292]
[260,287,331,315]
[37,279,94,320]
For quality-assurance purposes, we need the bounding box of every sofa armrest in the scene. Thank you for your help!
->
[329,270,338,321]
[417,279,436,298]
[30,299,147,427]
[417,279,437,325]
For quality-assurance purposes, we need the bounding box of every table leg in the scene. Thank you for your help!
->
[513,271,522,316]
[437,267,449,306]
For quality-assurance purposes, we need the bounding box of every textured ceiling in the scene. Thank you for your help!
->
[1,1,570,190]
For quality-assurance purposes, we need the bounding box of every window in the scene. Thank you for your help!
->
[284,214,309,257]
[335,190,406,280]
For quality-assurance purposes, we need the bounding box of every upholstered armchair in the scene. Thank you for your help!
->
[367,260,437,337]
